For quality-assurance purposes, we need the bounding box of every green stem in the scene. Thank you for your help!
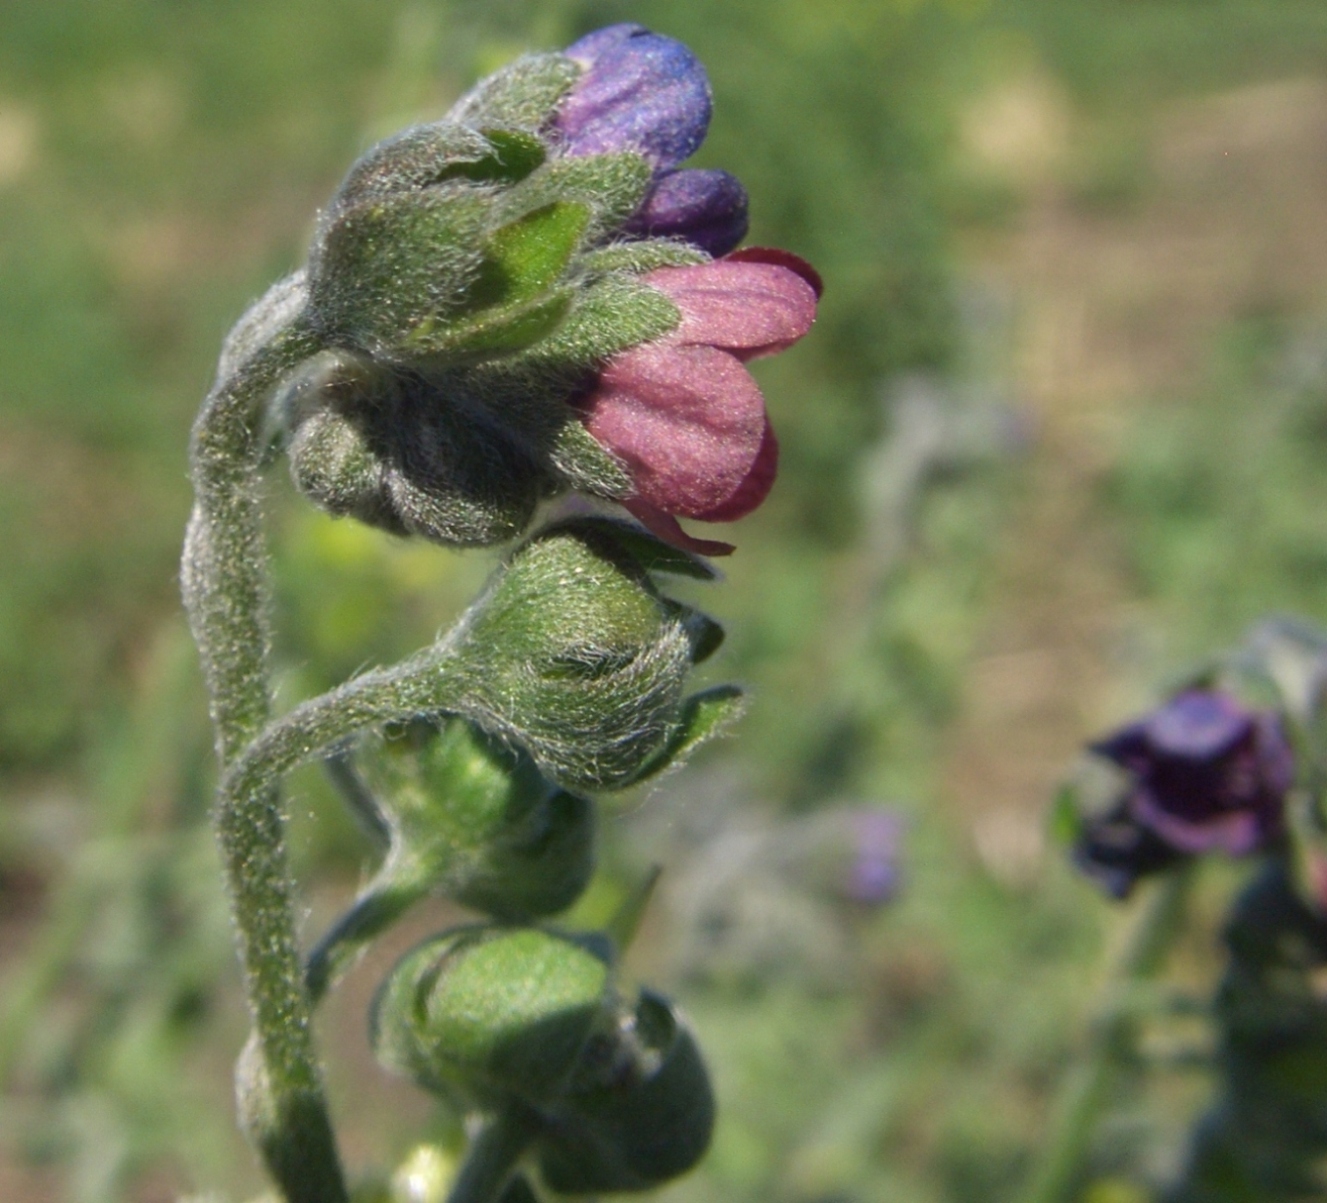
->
[1017,867,1193,1203]
[182,296,349,1203]
[446,1108,539,1203]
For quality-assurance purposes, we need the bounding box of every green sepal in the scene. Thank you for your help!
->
[329,123,499,211]
[520,273,680,369]
[537,989,715,1193]
[442,129,546,184]
[382,391,543,546]
[306,719,596,1001]
[578,239,710,276]
[480,201,590,304]
[370,925,612,1108]
[405,202,589,360]
[308,188,489,354]
[543,516,719,580]
[547,421,634,498]
[446,53,581,132]
[408,289,574,360]
[623,686,746,788]
[671,603,726,664]
[1048,782,1084,847]
[501,153,653,245]
[280,350,405,533]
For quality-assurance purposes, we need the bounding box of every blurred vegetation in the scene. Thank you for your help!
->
[8,1,1327,1201]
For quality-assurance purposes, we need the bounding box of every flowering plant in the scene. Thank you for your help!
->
[180,25,816,1203]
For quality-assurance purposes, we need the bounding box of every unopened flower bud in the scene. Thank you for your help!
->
[361,717,595,921]
[371,926,612,1109]
[449,522,699,791]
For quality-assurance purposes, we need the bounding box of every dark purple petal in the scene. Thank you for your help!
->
[624,168,749,256]
[1073,801,1186,899]
[1144,690,1252,758]
[555,26,712,170]
[1130,788,1265,855]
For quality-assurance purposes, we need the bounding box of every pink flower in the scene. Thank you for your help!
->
[577,248,820,555]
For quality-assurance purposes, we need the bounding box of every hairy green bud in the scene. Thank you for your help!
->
[449,521,699,791]
[372,925,714,1192]
[371,926,612,1109]
[361,717,595,921]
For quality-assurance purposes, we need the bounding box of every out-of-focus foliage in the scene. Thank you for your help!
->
[12,1,1327,1201]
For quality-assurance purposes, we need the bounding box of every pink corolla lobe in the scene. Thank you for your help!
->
[577,251,820,555]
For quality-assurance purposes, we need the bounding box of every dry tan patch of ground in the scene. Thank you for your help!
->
[941,76,1327,882]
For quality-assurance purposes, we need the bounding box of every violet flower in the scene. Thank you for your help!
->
[1075,689,1294,898]
[578,248,821,555]
[553,23,749,256]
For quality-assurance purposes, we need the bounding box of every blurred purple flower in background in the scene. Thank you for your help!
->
[1075,689,1294,897]
[554,23,749,255]
[843,808,905,905]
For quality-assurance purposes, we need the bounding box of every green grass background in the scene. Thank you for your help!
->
[6,1,1327,1200]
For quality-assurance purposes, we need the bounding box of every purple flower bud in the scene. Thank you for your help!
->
[556,24,712,170]
[1074,689,1294,897]
[625,169,749,257]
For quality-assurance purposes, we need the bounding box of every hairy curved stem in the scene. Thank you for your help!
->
[1017,867,1194,1203]
[181,300,349,1203]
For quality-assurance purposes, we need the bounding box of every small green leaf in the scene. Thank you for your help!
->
[1048,782,1084,846]
[624,686,745,787]
[471,201,590,309]
[436,129,545,184]
[331,123,497,210]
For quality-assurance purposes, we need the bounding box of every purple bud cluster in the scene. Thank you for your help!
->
[1075,690,1294,898]
[554,24,749,256]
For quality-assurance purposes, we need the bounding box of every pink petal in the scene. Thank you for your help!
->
[695,418,778,521]
[623,499,735,557]
[580,342,767,517]
[724,246,824,298]
[644,259,818,361]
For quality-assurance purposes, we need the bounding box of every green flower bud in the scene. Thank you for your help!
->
[280,349,542,546]
[449,522,697,791]
[361,717,595,921]
[371,926,612,1109]
[372,924,714,1193]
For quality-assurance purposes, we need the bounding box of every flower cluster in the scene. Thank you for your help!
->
[263,23,817,555]
[1073,689,1294,898]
